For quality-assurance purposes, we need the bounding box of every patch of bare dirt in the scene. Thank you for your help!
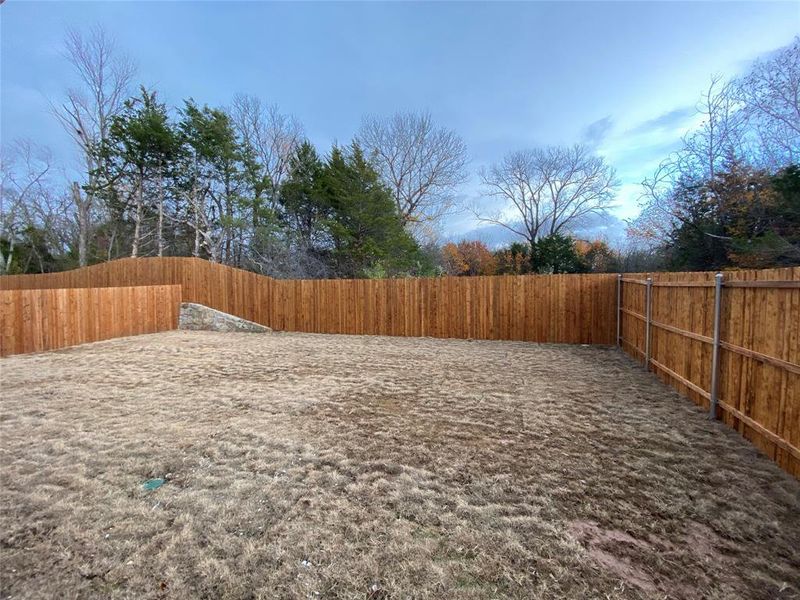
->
[569,520,658,595]
[0,330,798,599]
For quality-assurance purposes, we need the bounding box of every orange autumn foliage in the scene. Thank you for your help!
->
[574,239,618,273]
[442,240,498,276]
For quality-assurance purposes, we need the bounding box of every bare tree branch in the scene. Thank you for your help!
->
[474,145,618,246]
[51,25,136,266]
[357,111,468,228]
[630,76,747,247]
[0,141,71,274]
[230,94,304,203]
[736,37,800,168]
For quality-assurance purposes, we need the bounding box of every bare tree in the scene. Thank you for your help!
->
[631,76,745,246]
[0,142,50,273]
[736,37,800,167]
[627,160,682,247]
[53,26,135,266]
[475,144,618,246]
[357,111,468,228]
[191,191,225,263]
[632,39,800,248]
[682,75,746,181]
[230,94,304,206]
[245,235,330,279]
[0,141,70,274]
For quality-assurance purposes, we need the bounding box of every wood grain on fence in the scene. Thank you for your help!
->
[0,258,618,344]
[267,273,616,343]
[619,267,800,477]
[0,285,182,357]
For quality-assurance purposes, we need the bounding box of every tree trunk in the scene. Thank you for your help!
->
[107,230,116,262]
[0,244,13,275]
[192,186,201,258]
[72,182,90,267]
[131,181,143,258]
[131,206,141,258]
[224,185,232,264]
[157,170,165,257]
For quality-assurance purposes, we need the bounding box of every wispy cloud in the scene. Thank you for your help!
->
[582,116,614,147]
[625,105,696,137]
[587,105,700,221]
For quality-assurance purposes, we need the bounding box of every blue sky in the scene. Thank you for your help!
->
[2,1,798,245]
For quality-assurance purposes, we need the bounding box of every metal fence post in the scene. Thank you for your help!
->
[709,272,724,419]
[616,274,622,347]
[645,277,652,371]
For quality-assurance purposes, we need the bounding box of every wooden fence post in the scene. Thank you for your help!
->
[709,272,723,419]
[645,277,652,371]
[616,274,622,347]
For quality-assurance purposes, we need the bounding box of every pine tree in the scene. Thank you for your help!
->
[318,143,423,277]
[102,87,179,257]
[279,142,327,248]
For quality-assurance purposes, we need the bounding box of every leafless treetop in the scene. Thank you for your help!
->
[54,25,136,161]
[357,111,468,227]
[736,37,800,167]
[231,94,304,200]
[475,144,618,244]
[0,140,71,273]
[631,40,800,248]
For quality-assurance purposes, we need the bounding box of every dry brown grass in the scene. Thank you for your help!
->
[1,330,798,600]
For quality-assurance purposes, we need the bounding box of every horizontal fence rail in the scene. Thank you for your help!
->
[0,285,182,357]
[618,267,800,477]
[0,257,619,344]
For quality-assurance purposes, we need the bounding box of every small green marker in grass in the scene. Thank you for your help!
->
[142,478,165,491]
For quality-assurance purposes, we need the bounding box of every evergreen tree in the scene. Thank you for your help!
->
[318,143,423,277]
[102,87,179,257]
[279,142,328,248]
[176,100,250,263]
[531,234,588,274]
[664,163,800,269]
[727,165,800,267]
[665,177,729,270]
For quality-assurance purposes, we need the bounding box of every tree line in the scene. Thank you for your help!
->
[1,28,798,277]
[629,40,799,271]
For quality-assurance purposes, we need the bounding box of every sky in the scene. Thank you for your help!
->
[2,1,798,246]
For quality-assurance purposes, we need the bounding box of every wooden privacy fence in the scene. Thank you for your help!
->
[0,257,618,344]
[618,267,800,477]
[0,285,182,357]
[2,258,798,477]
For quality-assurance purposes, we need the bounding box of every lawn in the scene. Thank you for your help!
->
[1,331,798,599]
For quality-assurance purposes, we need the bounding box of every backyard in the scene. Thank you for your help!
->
[0,330,798,599]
